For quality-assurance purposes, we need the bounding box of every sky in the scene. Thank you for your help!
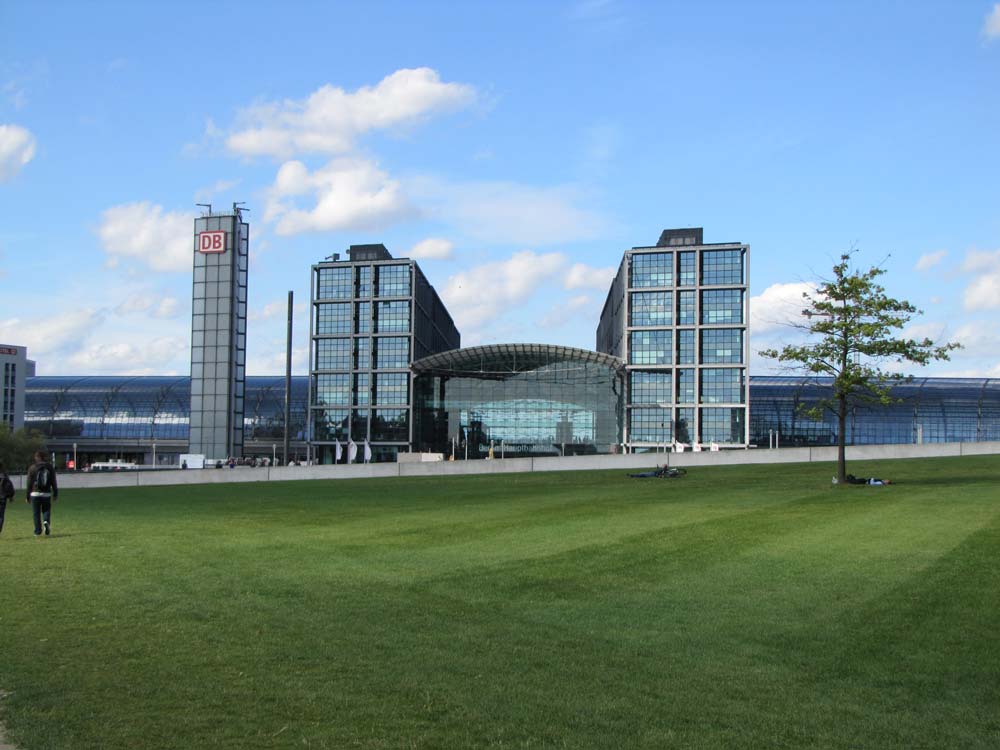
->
[1,0,999,378]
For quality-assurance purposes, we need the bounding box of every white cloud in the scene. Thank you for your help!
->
[265,157,416,235]
[960,249,1000,310]
[749,281,818,333]
[65,336,187,375]
[194,178,240,203]
[224,68,476,159]
[565,262,616,290]
[407,237,454,260]
[915,250,947,271]
[152,297,180,319]
[115,293,153,316]
[411,177,605,246]
[0,309,105,357]
[984,4,1000,40]
[540,294,594,328]
[98,202,194,272]
[0,124,36,182]
[443,250,567,329]
[249,300,288,322]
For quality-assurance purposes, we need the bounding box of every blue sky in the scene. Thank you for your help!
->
[2,1,999,377]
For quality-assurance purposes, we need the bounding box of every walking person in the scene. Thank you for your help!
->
[0,461,16,534]
[27,451,58,537]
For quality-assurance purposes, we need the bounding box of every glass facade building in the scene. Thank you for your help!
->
[20,375,1000,467]
[597,228,750,451]
[750,376,1000,446]
[309,244,460,464]
[24,376,308,466]
[190,210,249,459]
[1,344,32,430]
[411,344,624,457]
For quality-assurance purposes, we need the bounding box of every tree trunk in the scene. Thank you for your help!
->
[837,395,848,485]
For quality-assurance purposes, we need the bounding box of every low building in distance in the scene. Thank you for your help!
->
[1,344,34,430]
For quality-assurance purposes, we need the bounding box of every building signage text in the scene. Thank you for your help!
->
[198,231,226,254]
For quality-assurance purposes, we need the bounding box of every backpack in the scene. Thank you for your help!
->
[34,465,52,493]
[0,475,13,500]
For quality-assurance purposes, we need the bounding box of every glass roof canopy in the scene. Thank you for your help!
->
[412,343,625,380]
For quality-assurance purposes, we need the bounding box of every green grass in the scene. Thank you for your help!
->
[1,455,998,749]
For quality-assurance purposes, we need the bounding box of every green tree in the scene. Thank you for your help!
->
[760,252,960,484]
[0,424,46,475]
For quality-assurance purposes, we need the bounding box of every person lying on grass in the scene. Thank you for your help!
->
[845,474,892,485]
[629,466,685,479]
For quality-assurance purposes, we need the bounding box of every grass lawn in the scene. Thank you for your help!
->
[0,455,998,749]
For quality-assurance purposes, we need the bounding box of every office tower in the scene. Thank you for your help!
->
[309,244,459,463]
[597,228,749,450]
[189,207,249,459]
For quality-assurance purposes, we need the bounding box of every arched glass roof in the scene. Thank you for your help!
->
[412,343,625,379]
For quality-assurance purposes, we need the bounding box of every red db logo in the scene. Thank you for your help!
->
[198,231,226,254]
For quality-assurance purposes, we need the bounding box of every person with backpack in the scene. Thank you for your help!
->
[0,461,15,534]
[27,451,58,537]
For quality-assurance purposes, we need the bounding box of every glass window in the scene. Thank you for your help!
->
[630,371,672,405]
[677,290,695,325]
[354,337,370,370]
[630,252,673,288]
[700,368,744,404]
[375,264,410,297]
[701,289,743,324]
[355,266,371,298]
[315,338,351,370]
[355,302,371,334]
[316,303,352,335]
[375,300,410,333]
[677,330,695,364]
[629,407,672,443]
[374,337,410,369]
[351,409,369,441]
[372,409,409,441]
[676,369,695,404]
[353,373,370,406]
[317,267,352,300]
[313,408,349,441]
[701,329,743,364]
[630,291,673,327]
[701,407,745,443]
[313,374,350,406]
[674,408,694,443]
[630,330,672,365]
[701,250,743,285]
[678,252,696,286]
[374,373,409,405]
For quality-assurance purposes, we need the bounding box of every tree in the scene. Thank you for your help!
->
[760,252,961,484]
[0,423,46,474]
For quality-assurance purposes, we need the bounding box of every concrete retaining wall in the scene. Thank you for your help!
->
[8,440,999,490]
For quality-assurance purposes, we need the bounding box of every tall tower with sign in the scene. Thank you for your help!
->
[189,205,249,459]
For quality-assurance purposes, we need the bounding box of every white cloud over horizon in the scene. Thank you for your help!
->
[98,202,194,272]
[565,262,616,290]
[224,68,476,159]
[410,177,607,246]
[915,249,947,271]
[0,123,36,182]
[265,157,416,235]
[749,281,818,334]
[984,3,1000,40]
[442,250,567,330]
[408,237,454,260]
[960,248,1000,310]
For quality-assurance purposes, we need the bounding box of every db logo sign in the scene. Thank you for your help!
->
[198,231,226,254]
